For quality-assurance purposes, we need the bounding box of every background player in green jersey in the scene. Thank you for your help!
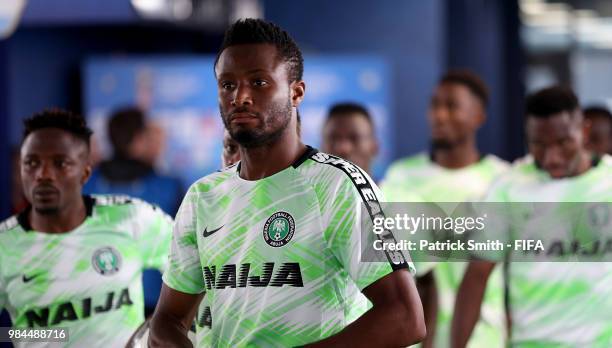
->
[381,70,508,348]
[149,18,426,347]
[452,86,612,347]
[321,102,379,176]
[0,109,173,347]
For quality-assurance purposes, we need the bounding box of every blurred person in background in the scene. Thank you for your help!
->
[321,102,379,176]
[381,70,509,348]
[10,147,28,214]
[84,106,183,215]
[583,105,612,156]
[88,135,103,169]
[0,109,172,347]
[84,107,184,315]
[453,86,612,347]
[221,129,241,167]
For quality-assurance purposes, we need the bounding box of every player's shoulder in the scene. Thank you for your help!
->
[90,194,166,217]
[386,153,429,175]
[586,154,612,182]
[300,150,380,203]
[91,194,150,208]
[0,215,26,249]
[487,155,539,192]
[0,215,23,235]
[304,150,372,182]
[512,155,541,175]
[598,154,612,169]
[188,163,237,194]
[481,154,510,172]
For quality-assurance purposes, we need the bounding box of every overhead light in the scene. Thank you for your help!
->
[131,0,193,21]
[132,0,166,16]
[573,9,597,19]
[230,0,263,23]
[520,0,547,16]
[0,0,27,39]
[172,0,193,20]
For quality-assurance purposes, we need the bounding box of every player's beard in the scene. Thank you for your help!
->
[535,149,587,178]
[430,134,468,151]
[223,98,292,149]
[30,187,62,215]
[34,206,60,215]
[430,139,454,150]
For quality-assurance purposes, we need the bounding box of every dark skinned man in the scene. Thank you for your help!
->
[322,102,379,176]
[381,70,509,347]
[149,18,425,348]
[452,86,612,347]
[0,109,172,347]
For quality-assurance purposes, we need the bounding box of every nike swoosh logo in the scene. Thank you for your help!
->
[202,225,224,238]
[22,274,41,283]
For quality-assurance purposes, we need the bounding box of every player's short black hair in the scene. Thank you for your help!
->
[23,108,92,146]
[215,18,304,83]
[583,105,612,123]
[326,102,374,129]
[439,69,489,107]
[107,107,146,158]
[525,86,579,119]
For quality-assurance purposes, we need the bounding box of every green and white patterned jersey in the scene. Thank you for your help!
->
[381,152,509,348]
[483,155,612,348]
[0,195,173,348]
[163,147,413,348]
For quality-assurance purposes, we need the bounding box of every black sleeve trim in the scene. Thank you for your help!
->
[309,151,410,271]
[292,145,318,169]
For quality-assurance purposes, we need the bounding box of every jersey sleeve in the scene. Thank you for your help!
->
[135,201,174,271]
[323,170,415,291]
[379,165,423,202]
[162,187,206,294]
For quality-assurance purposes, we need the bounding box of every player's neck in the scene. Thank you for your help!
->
[433,138,480,169]
[29,197,87,234]
[239,128,306,181]
[361,164,371,176]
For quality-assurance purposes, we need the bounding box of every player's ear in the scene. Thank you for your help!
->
[474,102,487,129]
[372,138,380,157]
[81,148,92,185]
[290,80,305,108]
[81,163,92,185]
[581,116,592,144]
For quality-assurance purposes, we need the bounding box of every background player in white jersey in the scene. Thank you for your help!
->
[321,102,379,176]
[452,86,612,347]
[0,109,173,347]
[381,70,508,347]
[149,18,425,347]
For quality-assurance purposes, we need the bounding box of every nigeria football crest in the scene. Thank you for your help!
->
[92,246,122,275]
[263,211,295,247]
